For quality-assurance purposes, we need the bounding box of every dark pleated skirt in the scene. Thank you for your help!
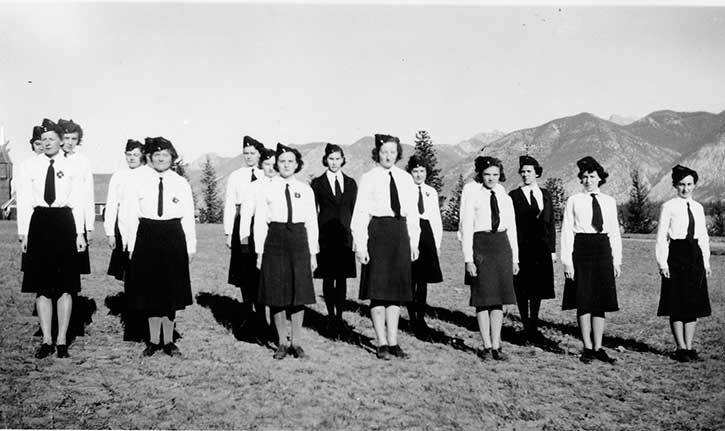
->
[314,220,356,279]
[228,208,259,301]
[78,228,91,275]
[107,218,129,281]
[125,218,193,317]
[658,239,710,320]
[513,237,555,300]
[411,219,443,283]
[258,222,315,307]
[465,231,516,307]
[22,207,81,297]
[359,217,413,302]
[562,233,618,313]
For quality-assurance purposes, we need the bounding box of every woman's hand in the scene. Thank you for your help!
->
[512,262,519,275]
[411,248,419,262]
[311,254,317,272]
[705,267,711,277]
[225,235,232,249]
[465,262,477,277]
[564,265,574,280]
[356,251,370,265]
[551,253,558,264]
[256,254,263,270]
[76,234,87,252]
[189,252,195,263]
[614,265,621,278]
[19,235,27,253]
[107,235,116,249]
[659,267,670,279]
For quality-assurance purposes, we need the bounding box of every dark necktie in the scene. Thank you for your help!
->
[334,176,342,198]
[389,172,401,218]
[417,186,424,215]
[490,190,500,232]
[530,189,540,215]
[157,177,164,217]
[251,170,257,182]
[591,193,603,233]
[44,159,55,206]
[285,184,293,223]
[686,202,695,239]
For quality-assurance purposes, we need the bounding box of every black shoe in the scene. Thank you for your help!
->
[579,348,595,364]
[491,348,508,361]
[56,344,69,358]
[388,345,408,359]
[162,343,182,357]
[477,347,492,361]
[273,344,289,360]
[687,349,702,362]
[674,349,691,363]
[143,343,160,357]
[376,345,392,360]
[34,343,55,359]
[594,348,617,364]
[290,345,307,359]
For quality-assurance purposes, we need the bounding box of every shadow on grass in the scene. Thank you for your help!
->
[105,291,180,343]
[423,303,668,356]
[196,292,377,353]
[33,294,97,346]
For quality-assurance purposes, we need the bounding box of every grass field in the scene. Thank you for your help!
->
[1,220,723,430]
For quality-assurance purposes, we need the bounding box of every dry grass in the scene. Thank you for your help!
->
[0,221,723,430]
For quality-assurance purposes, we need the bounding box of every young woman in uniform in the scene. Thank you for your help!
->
[58,119,94,275]
[509,155,556,342]
[17,119,87,358]
[460,156,518,361]
[254,144,318,360]
[655,165,711,362]
[121,137,196,357]
[405,155,443,334]
[310,143,357,334]
[561,156,621,364]
[351,134,420,360]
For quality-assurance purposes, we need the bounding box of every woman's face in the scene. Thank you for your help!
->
[61,132,80,154]
[378,142,398,169]
[326,151,343,173]
[151,149,173,172]
[676,175,695,199]
[32,140,44,154]
[519,165,537,186]
[580,170,600,192]
[277,151,298,178]
[481,166,500,189]
[243,145,261,168]
[262,156,277,178]
[410,166,427,185]
[125,148,144,169]
[41,131,61,157]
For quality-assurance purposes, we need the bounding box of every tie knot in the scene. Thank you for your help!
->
[591,193,597,198]
[491,190,495,196]
[687,202,691,208]
[286,183,289,189]
[49,159,54,165]
[159,177,163,182]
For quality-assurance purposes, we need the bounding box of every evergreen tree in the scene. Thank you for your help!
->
[624,168,655,233]
[543,177,566,228]
[442,174,465,231]
[413,130,443,192]
[705,200,725,236]
[198,156,223,223]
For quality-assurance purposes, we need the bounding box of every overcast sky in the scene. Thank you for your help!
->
[1,3,724,172]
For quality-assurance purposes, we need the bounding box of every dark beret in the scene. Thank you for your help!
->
[125,139,144,152]
[671,164,698,185]
[374,134,400,148]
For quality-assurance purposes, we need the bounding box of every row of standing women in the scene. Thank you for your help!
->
[17,122,713,364]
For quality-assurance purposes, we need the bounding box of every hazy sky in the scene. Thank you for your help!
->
[1,3,724,172]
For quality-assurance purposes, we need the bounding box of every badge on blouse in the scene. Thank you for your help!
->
[172,197,179,203]
[425,192,430,197]
[294,192,301,199]
[56,171,64,179]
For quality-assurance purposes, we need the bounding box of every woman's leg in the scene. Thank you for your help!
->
[290,306,304,347]
[669,319,686,349]
[516,296,529,333]
[530,298,542,334]
[36,296,53,345]
[385,305,401,346]
[148,317,162,345]
[476,307,493,349]
[160,317,174,345]
[489,308,503,350]
[335,278,347,320]
[370,304,388,346]
[322,278,336,318]
[577,313,593,349]
[272,307,288,346]
[684,320,697,350]
[55,293,73,345]
[415,283,428,324]
[591,315,606,350]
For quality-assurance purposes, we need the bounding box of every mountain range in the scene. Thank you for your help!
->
[188,109,725,205]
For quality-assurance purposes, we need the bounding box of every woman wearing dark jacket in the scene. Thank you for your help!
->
[310,144,357,333]
[509,155,556,342]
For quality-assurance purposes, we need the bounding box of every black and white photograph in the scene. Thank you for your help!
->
[0,1,724,429]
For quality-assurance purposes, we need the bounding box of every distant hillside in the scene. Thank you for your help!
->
[608,114,639,126]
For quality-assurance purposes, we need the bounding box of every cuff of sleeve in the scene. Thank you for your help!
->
[463,252,473,262]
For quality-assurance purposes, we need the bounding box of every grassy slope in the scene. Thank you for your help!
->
[0,221,723,430]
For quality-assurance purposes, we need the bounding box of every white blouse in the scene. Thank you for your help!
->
[238,175,275,241]
[223,166,264,236]
[655,197,711,271]
[459,181,518,263]
[103,166,149,237]
[560,191,622,268]
[253,176,319,255]
[16,153,85,235]
[416,183,443,251]
[119,168,197,254]
[457,182,506,242]
[65,152,95,232]
[350,165,421,256]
